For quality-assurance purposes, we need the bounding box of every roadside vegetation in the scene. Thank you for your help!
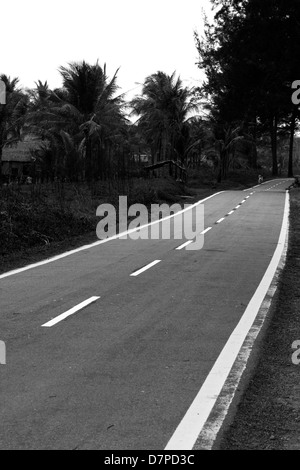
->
[1,0,300,271]
[0,168,259,274]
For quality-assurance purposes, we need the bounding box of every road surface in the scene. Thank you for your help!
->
[0,178,292,449]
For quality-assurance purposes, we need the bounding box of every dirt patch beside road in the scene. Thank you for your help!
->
[219,187,300,450]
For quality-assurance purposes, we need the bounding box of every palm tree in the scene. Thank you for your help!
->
[130,71,199,164]
[58,61,128,181]
[201,105,254,182]
[26,61,128,181]
[0,75,28,183]
[25,80,69,180]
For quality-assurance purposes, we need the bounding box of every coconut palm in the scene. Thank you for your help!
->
[58,61,128,181]
[201,104,255,182]
[26,61,128,181]
[130,71,199,164]
[0,75,28,182]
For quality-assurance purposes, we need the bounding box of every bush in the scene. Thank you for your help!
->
[0,185,96,256]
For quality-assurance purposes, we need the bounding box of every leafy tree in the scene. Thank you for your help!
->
[195,0,300,176]
[26,61,128,181]
[131,71,199,164]
[0,75,28,182]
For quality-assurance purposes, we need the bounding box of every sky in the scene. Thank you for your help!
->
[1,0,214,100]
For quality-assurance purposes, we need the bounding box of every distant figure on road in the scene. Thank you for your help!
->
[258,175,263,184]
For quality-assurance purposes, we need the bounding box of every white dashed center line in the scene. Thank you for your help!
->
[176,240,193,250]
[130,260,161,277]
[42,296,100,327]
[201,227,212,235]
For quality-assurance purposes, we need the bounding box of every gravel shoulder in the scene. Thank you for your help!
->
[219,187,300,450]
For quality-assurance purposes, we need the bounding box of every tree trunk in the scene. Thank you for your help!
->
[158,136,162,163]
[0,145,2,184]
[85,137,92,182]
[222,149,228,179]
[217,148,226,183]
[251,118,258,169]
[245,120,256,169]
[288,108,296,178]
[162,130,168,161]
[270,115,278,176]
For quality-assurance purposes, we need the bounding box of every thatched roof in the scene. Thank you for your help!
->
[2,138,42,163]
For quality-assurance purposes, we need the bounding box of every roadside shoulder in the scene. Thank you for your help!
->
[218,188,300,450]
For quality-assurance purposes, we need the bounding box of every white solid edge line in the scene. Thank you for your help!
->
[164,191,290,451]
[194,197,290,450]
[176,240,193,250]
[216,218,225,224]
[41,296,100,327]
[0,191,225,280]
[130,260,161,277]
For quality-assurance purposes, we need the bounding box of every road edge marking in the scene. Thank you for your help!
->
[164,190,290,451]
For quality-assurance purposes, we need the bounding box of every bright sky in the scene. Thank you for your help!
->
[2,0,214,100]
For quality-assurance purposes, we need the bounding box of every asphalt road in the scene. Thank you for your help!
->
[0,178,292,450]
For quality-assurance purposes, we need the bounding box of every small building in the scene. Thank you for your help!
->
[1,138,39,183]
[133,153,150,164]
[145,159,187,182]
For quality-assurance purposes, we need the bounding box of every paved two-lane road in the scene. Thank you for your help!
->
[0,179,292,449]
